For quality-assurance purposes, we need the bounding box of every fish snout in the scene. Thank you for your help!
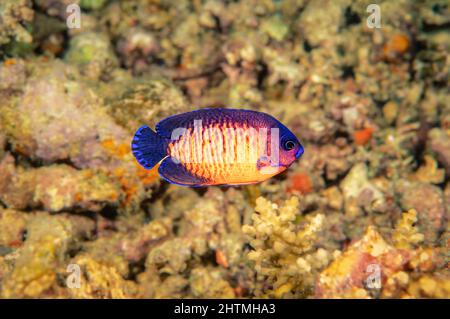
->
[295,144,304,159]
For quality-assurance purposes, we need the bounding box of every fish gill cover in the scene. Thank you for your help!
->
[0,0,448,299]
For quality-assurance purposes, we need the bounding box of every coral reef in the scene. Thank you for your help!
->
[243,197,331,298]
[0,1,34,50]
[315,222,449,299]
[0,0,448,299]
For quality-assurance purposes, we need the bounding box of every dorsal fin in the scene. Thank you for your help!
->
[155,108,279,138]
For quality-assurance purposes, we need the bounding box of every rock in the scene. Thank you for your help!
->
[428,128,450,175]
[0,60,128,166]
[0,59,27,91]
[0,162,121,212]
[1,214,78,298]
[340,163,385,217]
[297,0,347,47]
[79,0,107,10]
[399,182,445,244]
[0,209,28,248]
[0,0,34,47]
[406,273,450,298]
[116,27,160,73]
[189,267,235,298]
[107,77,189,133]
[261,15,289,42]
[315,226,411,298]
[0,131,6,160]
[65,32,119,80]
[34,0,79,20]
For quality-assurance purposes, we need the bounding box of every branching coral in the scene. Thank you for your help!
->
[393,209,424,249]
[67,256,137,299]
[243,196,331,298]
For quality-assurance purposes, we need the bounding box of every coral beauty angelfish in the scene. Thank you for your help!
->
[131,108,304,187]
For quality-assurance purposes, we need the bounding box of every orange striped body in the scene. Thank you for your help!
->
[167,121,285,185]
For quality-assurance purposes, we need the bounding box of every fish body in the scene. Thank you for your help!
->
[131,108,304,187]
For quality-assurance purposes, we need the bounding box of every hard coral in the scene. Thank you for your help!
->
[67,255,137,299]
[393,209,425,249]
[243,196,330,298]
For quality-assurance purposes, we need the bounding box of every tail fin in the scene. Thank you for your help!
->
[131,125,168,169]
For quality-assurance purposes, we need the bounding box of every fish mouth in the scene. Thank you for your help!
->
[295,145,304,159]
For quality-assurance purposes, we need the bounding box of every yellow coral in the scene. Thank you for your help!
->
[393,209,424,249]
[1,215,73,298]
[68,256,136,299]
[412,155,445,184]
[189,267,235,298]
[406,274,450,298]
[0,209,27,247]
[243,196,329,298]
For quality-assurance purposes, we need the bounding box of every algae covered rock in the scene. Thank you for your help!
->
[428,128,450,175]
[0,59,128,165]
[316,222,449,299]
[0,161,121,212]
[297,0,348,47]
[0,58,27,91]
[0,58,165,214]
[107,77,190,132]
[315,226,410,298]
[79,0,107,11]
[0,209,28,248]
[190,267,235,298]
[398,182,445,244]
[1,214,83,298]
[0,0,34,49]
[65,32,119,80]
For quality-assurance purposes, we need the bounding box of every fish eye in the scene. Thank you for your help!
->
[283,140,296,151]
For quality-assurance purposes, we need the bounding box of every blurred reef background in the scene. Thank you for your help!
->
[0,0,449,298]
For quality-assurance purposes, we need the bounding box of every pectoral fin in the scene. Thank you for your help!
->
[257,156,282,175]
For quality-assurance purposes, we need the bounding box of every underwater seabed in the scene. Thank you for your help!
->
[0,0,449,298]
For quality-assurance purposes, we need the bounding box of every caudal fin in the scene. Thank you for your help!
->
[131,125,168,169]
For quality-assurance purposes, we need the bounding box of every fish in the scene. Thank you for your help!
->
[131,108,304,187]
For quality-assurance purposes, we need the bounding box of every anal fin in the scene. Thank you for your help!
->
[158,157,208,187]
